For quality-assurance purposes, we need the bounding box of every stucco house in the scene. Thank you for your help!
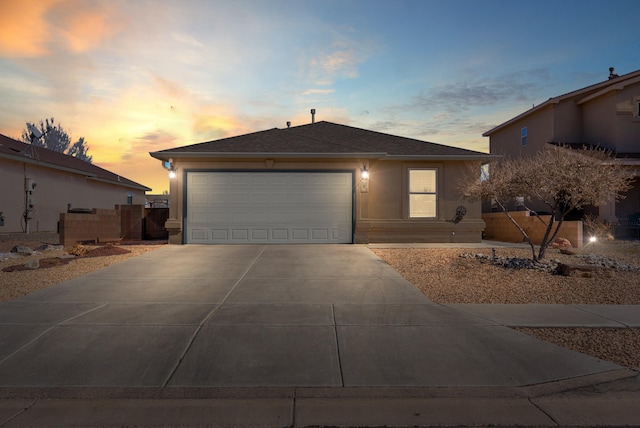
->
[0,133,150,234]
[483,68,640,224]
[150,120,496,245]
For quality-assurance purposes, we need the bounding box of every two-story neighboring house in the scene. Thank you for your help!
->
[483,68,640,229]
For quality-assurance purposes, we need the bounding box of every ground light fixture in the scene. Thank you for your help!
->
[589,236,597,243]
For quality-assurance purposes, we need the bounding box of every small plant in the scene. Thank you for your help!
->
[68,244,88,257]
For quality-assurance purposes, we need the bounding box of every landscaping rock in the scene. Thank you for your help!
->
[0,252,22,262]
[10,245,34,255]
[25,259,40,270]
[34,244,64,252]
[556,262,614,278]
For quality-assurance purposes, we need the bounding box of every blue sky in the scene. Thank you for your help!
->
[1,0,639,192]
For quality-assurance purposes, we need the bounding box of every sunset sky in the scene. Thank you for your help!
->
[1,0,639,193]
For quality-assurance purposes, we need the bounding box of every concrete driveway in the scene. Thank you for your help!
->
[0,245,622,388]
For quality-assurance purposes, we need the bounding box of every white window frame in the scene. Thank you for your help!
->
[408,168,438,218]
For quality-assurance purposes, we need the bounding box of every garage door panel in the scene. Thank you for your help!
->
[186,172,353,244]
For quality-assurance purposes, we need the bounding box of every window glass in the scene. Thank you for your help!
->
[521,127,528,146]
[409,169,437,218]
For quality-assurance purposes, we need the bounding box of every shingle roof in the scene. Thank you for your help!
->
[150,121,494,160]
[0,133,150,191]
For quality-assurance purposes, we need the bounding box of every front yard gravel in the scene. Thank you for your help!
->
[372,241,640,370]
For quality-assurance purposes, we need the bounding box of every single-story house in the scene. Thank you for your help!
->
[0,133,150,233]
[150,120,497,244]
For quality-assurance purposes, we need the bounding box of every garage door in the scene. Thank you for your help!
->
[185,171,353,244]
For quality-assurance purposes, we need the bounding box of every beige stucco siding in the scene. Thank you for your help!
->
[1,158,146,233]
[583,91,617,147]
[489,106,554,158]
[167,157,485,244]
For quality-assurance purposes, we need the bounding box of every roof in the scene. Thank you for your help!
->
[150,121,496,161]
[0,133,150,191]
[483,69,640,137]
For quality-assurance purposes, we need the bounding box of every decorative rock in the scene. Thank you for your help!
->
[11,245,34,255]
[552,237,573,248]
[0,252,23,262]
[556,263,614,278]
[25,259,40,269]
[34,244,64,252]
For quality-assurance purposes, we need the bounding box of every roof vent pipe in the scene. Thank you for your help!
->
[286,121,291,128]
[311,108,316,124]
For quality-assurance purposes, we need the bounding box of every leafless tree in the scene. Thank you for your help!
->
[21,118,93,163]
[462,145,635,260]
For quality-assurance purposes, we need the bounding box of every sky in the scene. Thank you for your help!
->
[1,0,639,194]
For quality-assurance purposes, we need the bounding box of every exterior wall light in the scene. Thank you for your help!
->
[361,166,369,192]
[168,168,177,179]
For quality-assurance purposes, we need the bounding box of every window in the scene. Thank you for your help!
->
[636,100,640,117]
[521,127,528,146]
[409,169,437,218]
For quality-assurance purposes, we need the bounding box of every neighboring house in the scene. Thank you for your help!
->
[150,120,496,245]
[0,133,150,233]
[483,68,640,223]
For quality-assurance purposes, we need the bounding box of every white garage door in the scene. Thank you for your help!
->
[185,171,353,244]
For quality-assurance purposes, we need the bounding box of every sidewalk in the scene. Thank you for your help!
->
[1,372,640,427]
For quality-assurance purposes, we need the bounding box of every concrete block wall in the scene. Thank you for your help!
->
[59,208,121,247]
[483,211,583,248]
[117,205,144,241]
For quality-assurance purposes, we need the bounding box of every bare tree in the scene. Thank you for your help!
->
[21,118,92,163]
[462,145,635,260]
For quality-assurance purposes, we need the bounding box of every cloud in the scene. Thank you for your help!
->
[301,30,379,85]
[410,68,551,113]
[56,1,124,53]
[302,88,335,95]
[0,0,125,58]
[0,0,59,57]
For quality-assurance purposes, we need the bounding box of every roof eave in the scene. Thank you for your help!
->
[0,151,99,178]
[87,176,151,191]
[483,101,554,136]
[150,151,389,160]
[382,154,501,161]
[1,151,150,191]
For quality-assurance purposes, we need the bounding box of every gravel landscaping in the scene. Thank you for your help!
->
[0,234,164,302]
[373,240,640,369]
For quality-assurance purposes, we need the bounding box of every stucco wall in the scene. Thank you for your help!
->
[166,157,486,244]
[583,91,617,148]
[1,158,146,233]
[489,106,554,159]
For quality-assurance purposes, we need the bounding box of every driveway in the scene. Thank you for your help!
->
[0,245,622,388]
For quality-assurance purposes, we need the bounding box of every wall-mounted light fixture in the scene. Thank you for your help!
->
[360,166,369,192]
[162,158,177,179]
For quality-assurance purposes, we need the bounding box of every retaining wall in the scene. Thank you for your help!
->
[482,211,583,248]
[59,205,145,246]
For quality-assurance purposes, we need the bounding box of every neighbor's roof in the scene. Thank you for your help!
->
[150,121,496,161]
[483,69,640,137]
[0,133,150,191]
